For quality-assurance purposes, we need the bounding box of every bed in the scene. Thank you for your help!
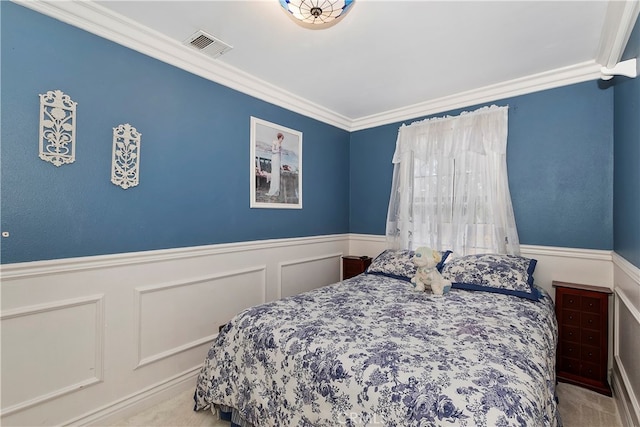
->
[194,250,560,427]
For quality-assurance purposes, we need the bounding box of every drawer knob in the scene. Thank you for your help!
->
[588,319,593,324]
[589,303,593,307]
[569,315,573,320]
[568,331,573,337]
[588,352,593,357]
[569,299,574,304]
[588,336,593,341]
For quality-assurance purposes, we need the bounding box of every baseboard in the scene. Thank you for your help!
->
[65,365,202,426]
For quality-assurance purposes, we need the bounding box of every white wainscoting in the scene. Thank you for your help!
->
[0,295,105,416]
[612,253,640,427]
[1,234,636,426]
[133,266,267,369]
[279,253,343,299]
[0,235,349,426]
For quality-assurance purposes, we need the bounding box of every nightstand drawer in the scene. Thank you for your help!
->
[581,312,600,329]
[553,281,612,396]
[581,345,601,364]
[563,325,580,343]
[561,341,579,359]
[581,296,601,313]
[580,361,604,381]
[344,264,363,277]
[560,342,602,365]
[562,309,581,327]
[342,256,372,280]
[562,294,581,310]
[560,357,581,376]
[580,329,600,346]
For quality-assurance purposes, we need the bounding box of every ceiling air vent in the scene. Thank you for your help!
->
[184,30,232,59]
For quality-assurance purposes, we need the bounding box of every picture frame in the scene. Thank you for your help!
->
[250,117,302,209]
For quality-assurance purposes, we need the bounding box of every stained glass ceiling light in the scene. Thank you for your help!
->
[280,0,354,27]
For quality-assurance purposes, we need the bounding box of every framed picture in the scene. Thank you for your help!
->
[250,117,302,209]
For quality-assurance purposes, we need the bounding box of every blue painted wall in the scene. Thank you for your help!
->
[613,16,640,268]
[350,82,615,251]
[0,2,350,263]
[1,3,627,264]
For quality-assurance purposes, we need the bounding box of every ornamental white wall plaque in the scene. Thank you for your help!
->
[39,90,77,166]
[111,124,141,190]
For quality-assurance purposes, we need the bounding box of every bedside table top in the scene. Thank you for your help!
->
[552,281,612,294]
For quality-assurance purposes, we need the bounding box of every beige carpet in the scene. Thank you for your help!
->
[556,382,623,427]
[115,381,622,427]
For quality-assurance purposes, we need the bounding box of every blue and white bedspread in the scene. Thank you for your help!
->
[194,274,559,426]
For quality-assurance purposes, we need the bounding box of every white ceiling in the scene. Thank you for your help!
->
[23,1,639,130]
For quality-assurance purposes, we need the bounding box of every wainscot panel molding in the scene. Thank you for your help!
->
[279,253,342,299]
[1,234,634,426]
[133,266,267,369]
[518,244,613,294]
[0,234,349,426]
[613,253,640,427]
[0,295,105,416]
[0,234,348,281]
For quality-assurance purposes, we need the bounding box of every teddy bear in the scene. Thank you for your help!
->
[411,246,452,296]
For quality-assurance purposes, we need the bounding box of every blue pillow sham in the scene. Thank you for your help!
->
[440,253,541,301]
[366,249,451,282]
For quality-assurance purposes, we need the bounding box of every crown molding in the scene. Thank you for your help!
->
[11,0,629,132]
[596,0,640,68]
[350,61,603,131]
[12,0,353,131]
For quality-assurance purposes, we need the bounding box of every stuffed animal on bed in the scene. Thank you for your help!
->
[411,246,452,296]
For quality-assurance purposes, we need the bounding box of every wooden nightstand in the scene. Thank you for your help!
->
[553,281,612,396]
[342,256,372,280]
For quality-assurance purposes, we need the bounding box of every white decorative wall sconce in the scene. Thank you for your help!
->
[111,124,141,189]
[39,90,77,166]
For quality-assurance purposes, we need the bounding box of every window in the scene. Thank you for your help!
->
[386,105,520,255]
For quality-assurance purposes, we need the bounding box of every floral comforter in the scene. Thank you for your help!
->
[194,274,559,427]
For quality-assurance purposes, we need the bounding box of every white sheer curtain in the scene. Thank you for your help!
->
[385,105,520,255]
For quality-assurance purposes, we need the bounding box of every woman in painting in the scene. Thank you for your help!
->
[266,132,284,197]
